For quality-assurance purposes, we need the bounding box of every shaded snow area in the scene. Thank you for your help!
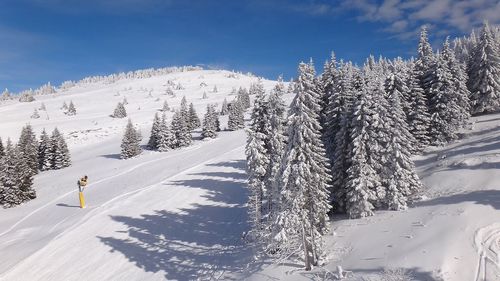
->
[1,69,499,281]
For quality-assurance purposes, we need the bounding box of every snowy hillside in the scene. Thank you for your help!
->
[0,67,499,281]
[0,69,285,280]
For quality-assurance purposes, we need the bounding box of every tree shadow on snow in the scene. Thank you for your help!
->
[100,153,122,160]
[416,189,500,210]
[56,203,80,208]
[306,267,441,281]
[98,160,267,280]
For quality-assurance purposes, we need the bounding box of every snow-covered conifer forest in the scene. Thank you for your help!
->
[0,23,500,281]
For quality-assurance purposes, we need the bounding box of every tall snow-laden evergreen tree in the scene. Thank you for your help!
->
[202,105,218,139]
[147,113,162,150]
[250,87,269,139]
[120,119,142,159]
[329,62,357,211]
[50,128,71,169]
[18,124,39,175]
[407,67,431,150]
[264,79,287,216]
[157,113,174,152]
[38,129,51,171]
[467,22,500,115]
[220,98,229,115]
[180,96,189,122]
[344,89,379,219]
[188,103,201,130]
[442,37,471,128]
[275,62,331,270]
[415,27,435,101]
[245,129,269,238]
[384,86,423,210]
[320,52,338,141]
[427,51,461,145]
[112,102,127,118]
[249,80,265,98]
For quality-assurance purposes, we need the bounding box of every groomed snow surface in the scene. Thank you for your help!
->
[0,69,499,280]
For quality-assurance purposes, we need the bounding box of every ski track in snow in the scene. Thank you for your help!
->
[0,142,205,238]
[474,223,500,281]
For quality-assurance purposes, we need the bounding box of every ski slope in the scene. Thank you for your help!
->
[0,68,499,280]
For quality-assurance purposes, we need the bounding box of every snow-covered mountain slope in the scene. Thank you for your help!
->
[0,69,284,280]
[1,68,499,281]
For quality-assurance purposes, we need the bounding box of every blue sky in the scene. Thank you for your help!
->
[1,0,499,92]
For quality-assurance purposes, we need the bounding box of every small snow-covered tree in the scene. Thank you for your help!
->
[18,125,39,175]
[120,119,142,159]
[66,101,77,116]
[238,87,251,109]
[171,110,191,147]
[147,113,162,150]
[220,98,229,115]
[228,99,245,131]
[61,101,68,111]
[38,129,51,171]
[188,103,201,130]
[31,108,40,119]
[467,22,500,115]
[202,105,218,139]
[50,128,71,169]
[112,102,127,118]
[202,92,208,99]
[212,85,218,93]
[161,100,169,112]
[39,103,46,111]
[157,113,174,152]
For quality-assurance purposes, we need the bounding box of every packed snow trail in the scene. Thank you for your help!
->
[0,130,249,279]
[474,223,500,281]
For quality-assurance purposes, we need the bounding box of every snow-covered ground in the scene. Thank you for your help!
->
[1,69,499,281]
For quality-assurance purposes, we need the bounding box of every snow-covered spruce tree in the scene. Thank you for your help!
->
[188,103,201,130]
[18,124,39,175]
[157,113,174,152]
[249,80,265,97]
[384,72,417,150]
[0,140,36,207]
[38,129,51,171]
[120,119,142,159]
[147,113,162,150]
[62,101,68,111]
[250,87,269,140]
[329,62,358,212]
[171,110,192,147]
[415,27,436,101]
[238,87,251,109]
[39,103,46,111]
[344,88,379,219]
[202,92,208,99]
[467,22,500,115]
[263,79,287,225]
[202,105,218,139]
[66,101,76,116]
[180,96,189,122]
[31,108,40,119]
[0,137,4,158]
[50,128,71,169]
[426,51,461,145]
[407,66,431,150]
[161,100,169,112]
[245,129,269,238]
[112,102,127,118]
[220,98,229,115]
[275,62,331,270]
[442,37,471,128]
[384,86,423,210]
[227,99,245,131]
[320,52,338,140]
[212,85,218,93]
